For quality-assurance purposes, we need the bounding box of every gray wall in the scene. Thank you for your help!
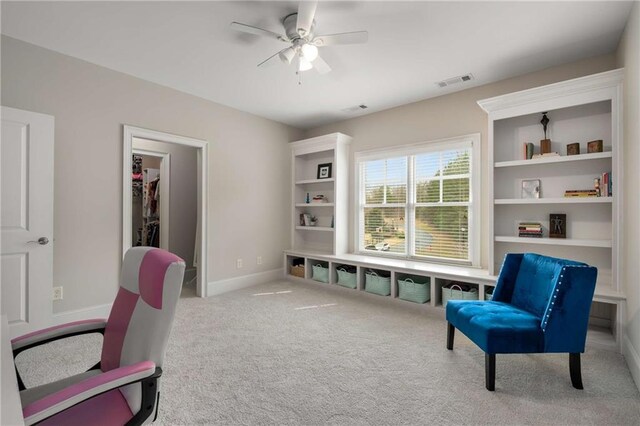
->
[303,53,617,268]
[616,1,640,389]
[133,138,198,271]
[1,35,304,314]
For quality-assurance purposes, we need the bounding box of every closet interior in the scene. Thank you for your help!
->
[132,154,161,247]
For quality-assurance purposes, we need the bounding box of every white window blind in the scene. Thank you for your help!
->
[361,157,407,255]
[356,135,479,265]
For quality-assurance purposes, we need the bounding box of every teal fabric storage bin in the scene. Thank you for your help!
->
[484,287,495,300]
[311,264,329,283]
[398,277,430,304]
[336,267,357,289]
[365,271,391,296]
[442,284,478,307]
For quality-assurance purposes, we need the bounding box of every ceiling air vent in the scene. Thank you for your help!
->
[341,104,368,113]
[437,73,474,88]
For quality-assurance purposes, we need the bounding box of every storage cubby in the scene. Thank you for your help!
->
[285,255,305,279]
[332,263,358,289]
[395,273,431,304]
[437,279,479,307]
[484,285,495,301]
[307,259,329,283]
[363,268,392,297]
[588,300,619,350]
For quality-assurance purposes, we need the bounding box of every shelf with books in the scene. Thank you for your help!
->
[494,197,612,205]
[494,236,612,248]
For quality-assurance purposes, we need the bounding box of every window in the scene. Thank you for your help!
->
[356,134,480,266]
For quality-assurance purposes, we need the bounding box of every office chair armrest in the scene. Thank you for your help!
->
[22,360,158,426]
[12,319,107,355]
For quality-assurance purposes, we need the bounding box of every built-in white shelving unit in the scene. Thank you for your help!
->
[478,69,625,351]
[290,133,352,255]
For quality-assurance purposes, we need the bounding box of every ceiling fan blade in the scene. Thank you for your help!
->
[257,48,289,68]
[296,1,318,37]
[230,22,288,42]
[313,31,368,46]
[312,54,331,74]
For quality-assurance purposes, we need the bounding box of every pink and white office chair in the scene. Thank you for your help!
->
[11,247,185,425]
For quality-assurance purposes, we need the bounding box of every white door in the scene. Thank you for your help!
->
[1,106,54,338]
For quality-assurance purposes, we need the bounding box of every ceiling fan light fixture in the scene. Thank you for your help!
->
[301,44,318,61]
[298,56,313,72]
[279,47,295,64]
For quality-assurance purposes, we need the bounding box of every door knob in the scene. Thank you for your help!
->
[28,237,49,245]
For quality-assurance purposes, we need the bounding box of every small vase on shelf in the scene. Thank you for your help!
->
[306,192,310,203]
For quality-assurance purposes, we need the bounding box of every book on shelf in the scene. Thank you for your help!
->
[600,172,612,197]
[518,231,542,238]
[518,222,543,237]
[564,189,598,197]
[518,222,542,238]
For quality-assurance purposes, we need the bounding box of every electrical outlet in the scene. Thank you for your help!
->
[53,286,63,301]
[236,258,243,269]
[257,256,262,265]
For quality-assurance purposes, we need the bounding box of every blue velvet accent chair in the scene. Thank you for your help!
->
[446,253,597,391]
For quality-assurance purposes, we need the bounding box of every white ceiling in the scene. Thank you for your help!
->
[1,1,633,129]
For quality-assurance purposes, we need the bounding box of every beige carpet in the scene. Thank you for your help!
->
[16,280,640,425]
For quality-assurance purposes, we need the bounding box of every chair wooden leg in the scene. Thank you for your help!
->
[569,353,583,389]
[447,322,455,350]
[485,353,496,391]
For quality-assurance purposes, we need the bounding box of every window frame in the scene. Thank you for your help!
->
[354,133,481,267]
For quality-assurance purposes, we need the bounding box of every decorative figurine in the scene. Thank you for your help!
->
[540,112,551,154]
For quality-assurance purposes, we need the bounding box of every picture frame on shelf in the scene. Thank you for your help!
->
[521,179,541,199]
[317,163,332,179]
[549,213,567,238]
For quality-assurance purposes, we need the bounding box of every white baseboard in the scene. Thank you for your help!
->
[51,303,112,326]
[623,333,640,392]
[207,268,283,296]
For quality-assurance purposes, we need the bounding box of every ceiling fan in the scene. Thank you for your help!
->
[230,1,368,74]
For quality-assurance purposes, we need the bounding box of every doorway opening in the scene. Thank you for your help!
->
[123,126,208,297]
